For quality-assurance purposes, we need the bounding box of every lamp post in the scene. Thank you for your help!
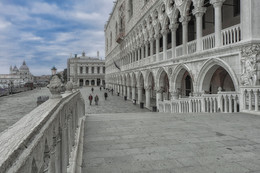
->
[51,66,57,76]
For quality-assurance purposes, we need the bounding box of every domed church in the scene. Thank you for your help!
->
[10,61,34,83]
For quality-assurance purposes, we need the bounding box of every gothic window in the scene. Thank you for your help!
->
[97,67,100,74]
[86,67,88,74]
[92,67,94,74]
[80,67,83,74]
[103,67,105,73]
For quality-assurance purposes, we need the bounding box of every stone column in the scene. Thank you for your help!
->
[155,33,160,61]
[145,87,151,108]
[211,0,224,47]
[61,126,67,173]
[193,7,206,51]
[169,24,178,58]
[156,90,162,108]
[254,90,259,111]
[55,129,61,173]
[137,48,140,61]
[141,45,145,59]
[124,85,127,97]
[150,38,154,58]
[127,86,131,99]
[162,29,168,60]
[132,86,136,100]
[180,16,190,55]
[145,41,149,58]
[138,87,143,104]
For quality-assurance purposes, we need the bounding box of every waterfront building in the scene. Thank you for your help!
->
[0,61,34,86]
[105,0,260,113]
[67,52,106,87]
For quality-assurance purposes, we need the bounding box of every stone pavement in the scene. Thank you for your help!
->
[80,87,149,114]
[0,88,50,133]
[82,106,260,172]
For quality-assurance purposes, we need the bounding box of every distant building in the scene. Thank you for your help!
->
[34,75,51,86]
[0,61,34,86]
[67,52,105,87]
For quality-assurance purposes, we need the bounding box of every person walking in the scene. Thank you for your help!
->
[94,95,99,105]
[91,87,94,93]
[111,88,114,95]
[100,86,102,91]
[104,92,108,100]
[88,94,93,105]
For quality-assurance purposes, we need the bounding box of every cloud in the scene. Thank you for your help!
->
[0,0,114,76]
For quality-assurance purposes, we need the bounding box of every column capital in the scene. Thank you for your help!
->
[144,85,152,90]
[149,37,155,42]
[154,33,161,39]
[169,23,179,32]
[179,16,191,25]
[192,7,207,17]
[160,29,169,36]
[210,0,224,8]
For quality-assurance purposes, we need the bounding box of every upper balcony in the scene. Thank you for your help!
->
[120,24,242,71]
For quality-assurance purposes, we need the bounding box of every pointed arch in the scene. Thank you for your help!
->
[196,58,239,93]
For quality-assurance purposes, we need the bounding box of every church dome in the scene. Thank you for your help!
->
[19,61,29,71]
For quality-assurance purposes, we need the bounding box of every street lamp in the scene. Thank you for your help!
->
[51,66,57,75]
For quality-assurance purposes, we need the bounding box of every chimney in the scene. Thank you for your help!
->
[75,54,77,58]
[82,51,85,57]
[97,51,99,59]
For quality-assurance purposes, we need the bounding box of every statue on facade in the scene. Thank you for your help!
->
[241,44,260,86]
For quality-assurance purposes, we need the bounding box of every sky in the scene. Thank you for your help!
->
[0,0,114,76]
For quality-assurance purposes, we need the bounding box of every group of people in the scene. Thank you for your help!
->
[88,87,108,106]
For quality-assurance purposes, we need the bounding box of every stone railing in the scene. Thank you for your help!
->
[187,40,197,54]
[203,33,215,50]
[241,86,260,113]
[0,79,85,173]
[176,45,183,57]
[222,24,241,46]
[167,49,172,59]
[158,91,240,114]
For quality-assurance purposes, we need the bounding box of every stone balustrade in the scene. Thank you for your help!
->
[241,86,260,113]
[158,91,240,114]
[0,90,85,173]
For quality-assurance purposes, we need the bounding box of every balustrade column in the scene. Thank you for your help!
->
[254,90,259,111]
[49,140,56,173]
[155,34,160,61]
[234,96,238,113]
[224,96,228,113]
[138,87,143,104]
[180,17,190,55]
[145,87,151,108]
[132,86,136,101]
[229,96,232,113]
[193,7,206,51]
[162,30,168,60]
[249,91,252,111]
[211,0,224,47]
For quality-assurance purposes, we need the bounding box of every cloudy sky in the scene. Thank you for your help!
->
[0,0,114,76]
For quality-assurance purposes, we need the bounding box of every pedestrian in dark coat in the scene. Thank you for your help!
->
[94,95,99,105]
[111,88,114,95]
[91,87,94,93]
[89,94,93,105]
[104,92,108,100]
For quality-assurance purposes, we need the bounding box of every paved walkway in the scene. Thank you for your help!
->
[0,88,50,133]
[81,89,260,173]
[80,87,149,114]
